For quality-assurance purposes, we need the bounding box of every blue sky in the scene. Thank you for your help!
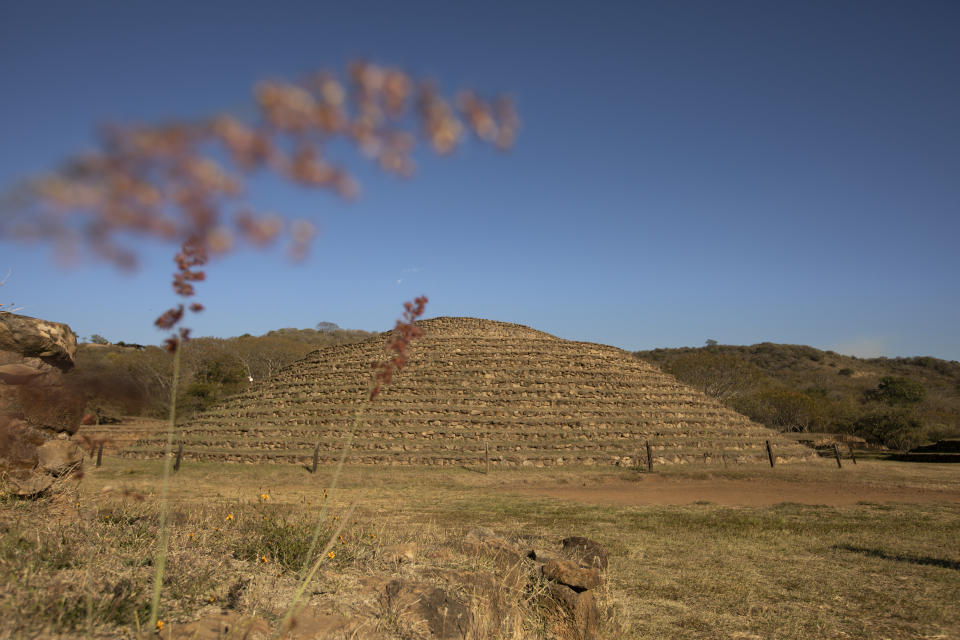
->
[1,1,958,359]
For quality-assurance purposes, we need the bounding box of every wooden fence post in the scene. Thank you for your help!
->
[311,443,319,473]
[173,442,183,472]
[833,443,843,468]
[765,440,775,468]
[646,440,653,472]
[96,442,104,468]
[848,443,857,465]
[485,441,490,475]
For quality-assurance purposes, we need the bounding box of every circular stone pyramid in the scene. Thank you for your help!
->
[124,317,815,466]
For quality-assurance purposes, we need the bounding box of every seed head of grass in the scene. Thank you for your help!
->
[370,296,428,399]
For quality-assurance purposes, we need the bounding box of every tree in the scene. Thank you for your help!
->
[865,376,926,405]
[661,351,763,401]
[89,334,109,345]
[855,409,925,451]
[705,338,718,347]
[316,321,340,332]
[733,388,821,432]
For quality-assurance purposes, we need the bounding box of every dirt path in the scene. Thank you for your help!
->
[508,475,960,507]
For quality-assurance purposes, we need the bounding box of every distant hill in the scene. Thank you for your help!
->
[634,343,960,450]
[69,326,376,418]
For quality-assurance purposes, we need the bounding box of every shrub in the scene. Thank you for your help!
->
[733,389,821,432]
[855,409,926,451]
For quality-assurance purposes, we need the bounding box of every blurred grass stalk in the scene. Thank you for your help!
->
[148,337,182,630]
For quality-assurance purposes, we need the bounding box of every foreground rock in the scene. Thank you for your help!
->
[530,536,610,640]
[0,313,85,491]
[460,528,610,639]
[0,312,78,368]
[119,527,611,640]
[383,579,472,639]
[36,439,84,476]
[561,535,610,570]
[542,558,603,591]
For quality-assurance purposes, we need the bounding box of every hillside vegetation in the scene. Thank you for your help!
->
[635,343,960,450]
[70,328,960,453]
[67,326,375,419]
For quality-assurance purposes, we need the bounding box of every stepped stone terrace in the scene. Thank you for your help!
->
[125,317,816,467]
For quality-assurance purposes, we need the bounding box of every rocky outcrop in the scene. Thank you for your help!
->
[0,314,77,364]
[0,313,84,493]
[0,312,77,370]
[0,312,83,434]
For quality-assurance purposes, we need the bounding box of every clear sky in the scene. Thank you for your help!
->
[1,1,958,360]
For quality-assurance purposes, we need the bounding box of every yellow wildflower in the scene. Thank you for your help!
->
[260,493,270,501]
[225,513,234,521]
[260,555,269,563]
[327,551,335,559]
[156,620,164,630]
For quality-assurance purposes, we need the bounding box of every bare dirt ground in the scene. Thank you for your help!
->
[83,418,960,509]
[7,450,958,638]
[507,469,960,506]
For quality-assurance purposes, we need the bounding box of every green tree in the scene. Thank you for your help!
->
[855,409,925,451]
[865,376,926,405]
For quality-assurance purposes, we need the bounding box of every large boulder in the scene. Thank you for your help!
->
[0,312,77,371]
[0,312,83,434]
[0,313,85,490]
[542,559,603,591]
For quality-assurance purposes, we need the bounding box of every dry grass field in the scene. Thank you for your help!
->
[2,452,958,639]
